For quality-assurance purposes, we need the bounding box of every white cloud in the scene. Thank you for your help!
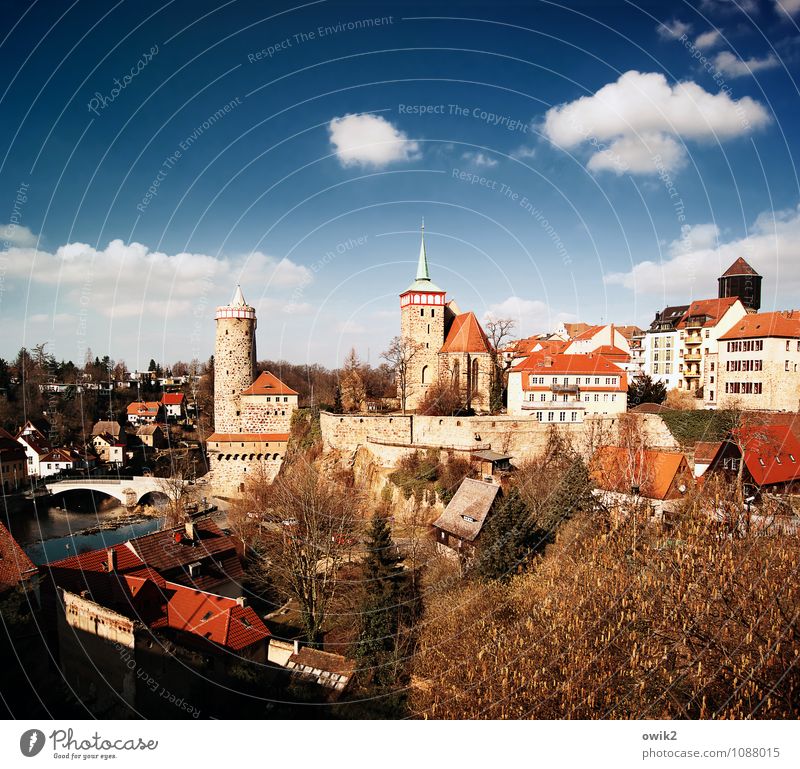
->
[775,0,800,15]
[328,113,420,167]
[510,145,536,160]
[462,151,498,168]
[484,296,575,336]
[28,312,75,324]
[3,239,312,322]
[1,223,37,247]
[542,70,771,175]
[701,0,759,14]
[695,29,723,50]
[604,206,800,296]
[337,319,367,334]
[656,19,692,40]
[713,50,780,78]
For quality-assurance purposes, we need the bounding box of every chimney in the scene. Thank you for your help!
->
[184,521,196,541]
[107,548,116,572]
[544,355,553,368]
[293,640,300,654]
[236,596,247,608]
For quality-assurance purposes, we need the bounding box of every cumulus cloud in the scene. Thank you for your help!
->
[328,113,420,167]
[510,145,536,160]
[1,223,37,247]
[695,29,723,50]
[604,206,800,296]
[484,296,575,336]
[541,70,771,175]
[3,239,312,321]
[656,19,692,40]
[462,151,498,168]
[713,50,781,77]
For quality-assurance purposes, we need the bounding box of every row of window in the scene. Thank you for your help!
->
[400,293,443,307]
[726,359,763,372]
[259,396,291,402]
[726,340,764,352]
[528,393,617,403]
[534,411,581,423]
[724,382,763,394]
[527,375,618,386]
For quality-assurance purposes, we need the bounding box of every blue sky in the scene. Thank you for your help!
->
[1,0,800,369]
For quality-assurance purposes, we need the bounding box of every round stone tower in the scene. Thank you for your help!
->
[214,284,256,433]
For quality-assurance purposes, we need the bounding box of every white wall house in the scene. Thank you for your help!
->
[717,311,800,412]
[508,352,628,422]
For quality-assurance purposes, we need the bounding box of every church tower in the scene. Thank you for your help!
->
[400,222,446,410]
[214,284,256,432]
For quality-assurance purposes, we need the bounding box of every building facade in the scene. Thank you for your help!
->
[507,352,628,421]
[644,305,689,390]
[716,311,800,412]
[718,257,762,312]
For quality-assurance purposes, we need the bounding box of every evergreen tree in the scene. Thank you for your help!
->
[627,374,667,408]
[356,512,401,687]
[333,383,343,414]
[474,487,532,582]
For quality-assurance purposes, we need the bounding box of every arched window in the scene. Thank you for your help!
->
[257,453,263,460]
[421,365,429,384]
[273,453,280,460]
[452,359,460,385]
[471,358,480,395]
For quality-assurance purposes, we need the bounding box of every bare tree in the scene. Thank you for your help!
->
[156,451,199,527]
[253,460,361,642]
[485,318,516,413]
[381,336,422,414]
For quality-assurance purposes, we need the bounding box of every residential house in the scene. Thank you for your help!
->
[717,310,800,412]
[590,446,694,517]
[644,304,690,390]
[161,392,186,421]
[92,420,125,442]
[507,352,628,421]
[0,428,29,491]
[136,424,166,449]
[675,297,747,406]
[127,401,162,426]
[562,324,633,357]
[38,447,82,478]
[91,432,126,466]
[17,430,50,478]
[432,477,501,557]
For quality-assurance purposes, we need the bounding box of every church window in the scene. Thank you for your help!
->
[421,365,429,384]
[471,358,479,396]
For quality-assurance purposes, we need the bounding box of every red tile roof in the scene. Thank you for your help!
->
[241,370,298,396]
[721,257,759,277]
[127,401,160,416]
[0,522,37,592]
[144,580,270,651]
[512,352,628,389]
[719,310,800,341]
[736,424,800,487]
[569,324,604,342]
[440,312,492,354]
[161,392,185,405]
[590,447,691,500]
[207,433,289,443]
[694,441,724,465]
[40,448,77,464]
[676,297,740,329]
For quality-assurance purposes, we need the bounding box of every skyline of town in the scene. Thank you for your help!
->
[3,0,800,368]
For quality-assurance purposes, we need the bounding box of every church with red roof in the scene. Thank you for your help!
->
[399,222,494,411]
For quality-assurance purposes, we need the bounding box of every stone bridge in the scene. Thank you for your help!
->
[44,476,178,507]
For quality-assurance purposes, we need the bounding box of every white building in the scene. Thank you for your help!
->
[674,297,747,407]
[717,310,800,412]
[644,305,689,391]
[507,351,628,422]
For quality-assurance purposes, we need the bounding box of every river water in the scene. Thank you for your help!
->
[3,491,164,565]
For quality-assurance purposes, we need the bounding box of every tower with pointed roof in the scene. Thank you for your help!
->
[214,284,257,433]
[399,222,447,410]
[718,257,762,312]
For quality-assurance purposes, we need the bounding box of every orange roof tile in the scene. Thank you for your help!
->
[127,401,160,415]
[512,352,628,389]
[440,312,492,354]
[161,392,185,405]
[241,370,299,397]
[719,310,800,341]
[676,297,740,329]
[590,447,691,500]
